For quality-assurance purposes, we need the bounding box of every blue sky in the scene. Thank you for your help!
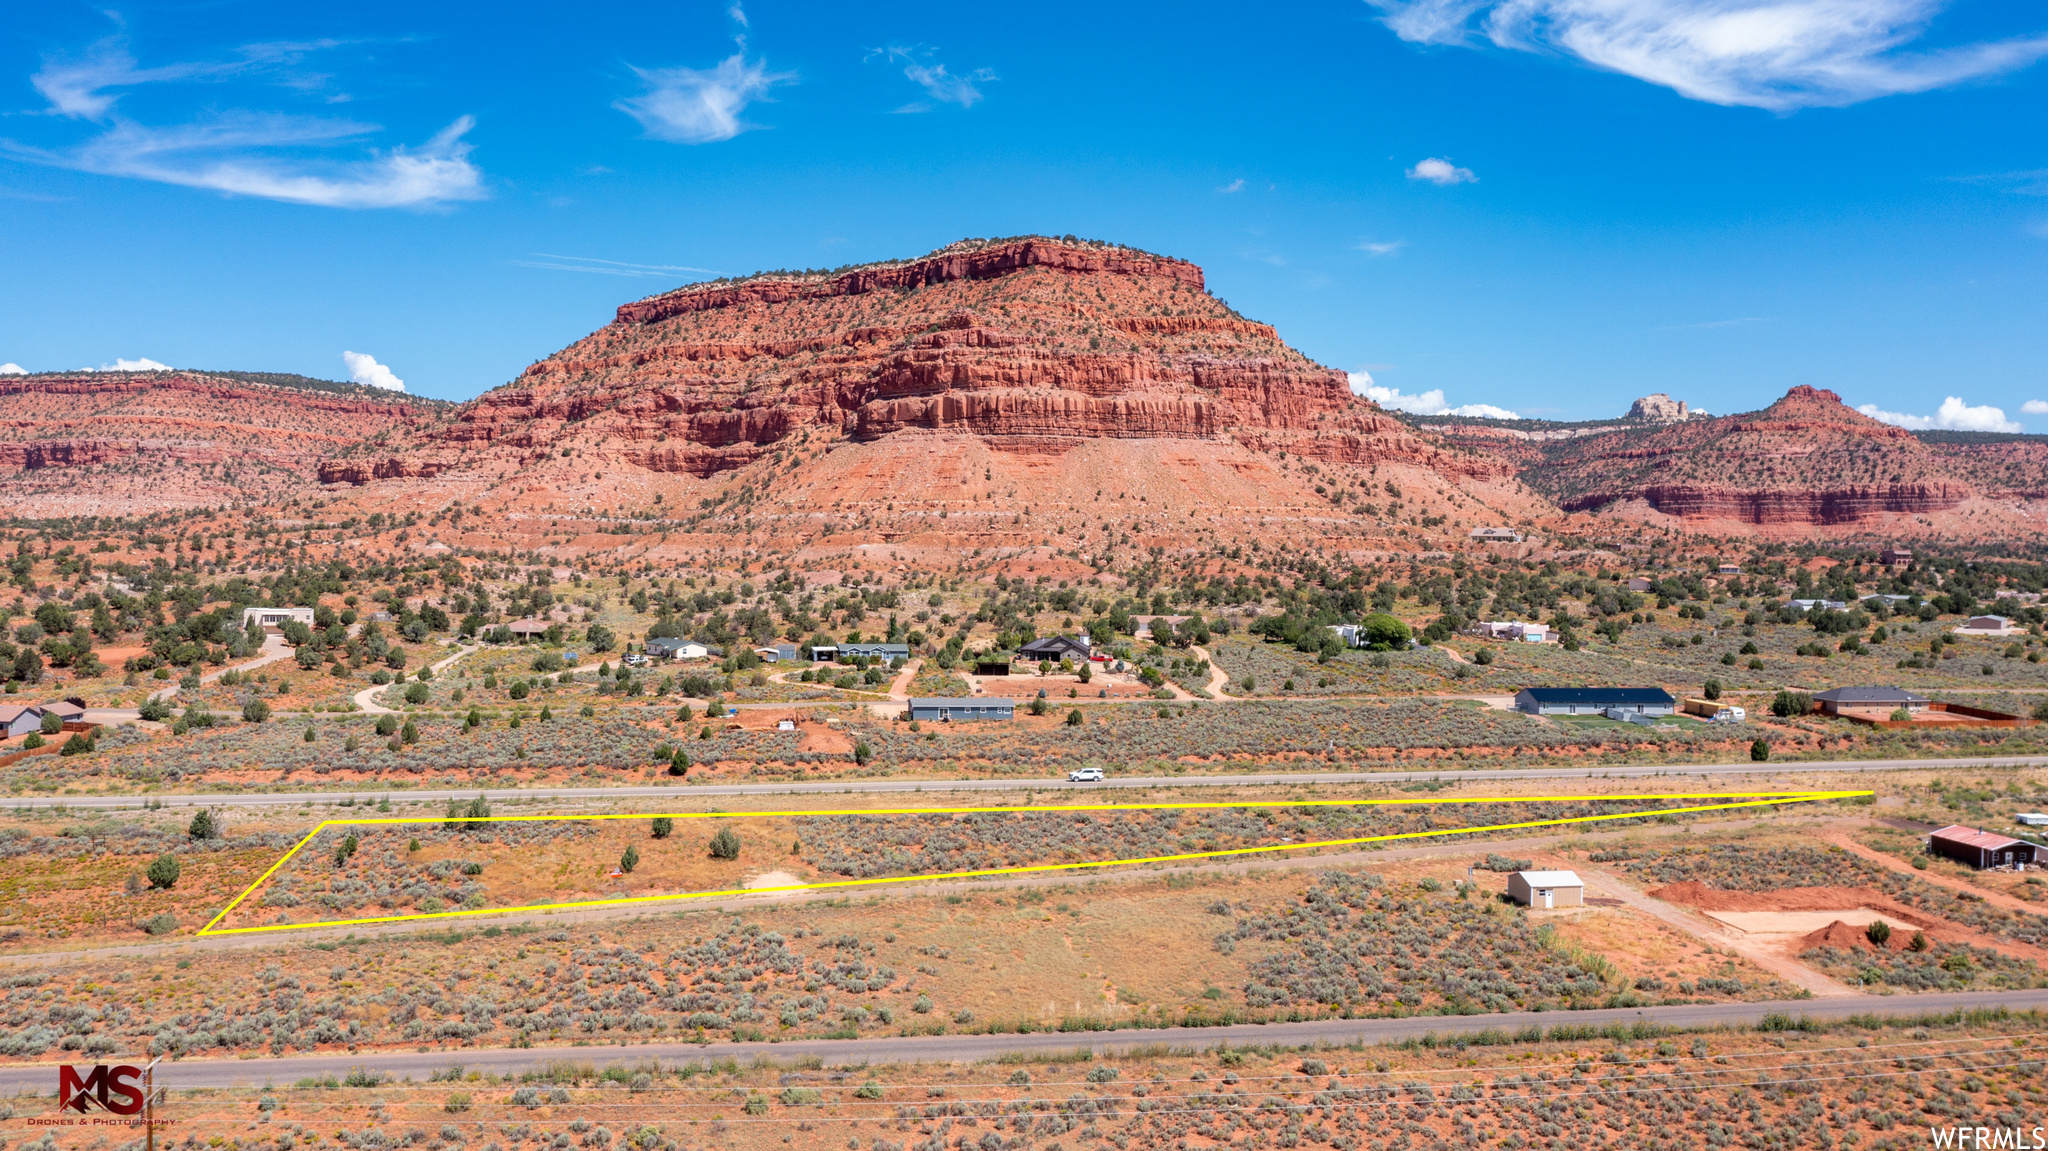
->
[2,1,2046,428]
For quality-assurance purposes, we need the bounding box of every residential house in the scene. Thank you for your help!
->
[242,606,317,631]
[1019,635,1092,662]
[1716,563,1741,575]
[908,697,1015,722]
[0,705,43,740]
[1471,621,1549,643]
[1879,548,1913,567]
[1515,688,1675,716]
[839,642,911,662]
[646,638,710,661]
[1626,577,1653,593]
[1811,686,1930,717]
[506,620,551,642]
[754,643,800,664]
[1958,615,2021,635]
[1469,527,1523,542]
[1791,599,1848,613]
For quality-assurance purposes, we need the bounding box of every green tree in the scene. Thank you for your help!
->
[146,852,181,890]
[620,844,639,873]
[188,809,218,840]
[853,739,872,765]
[242,698,272,723]
[709,826,742,860]
[1750,739,1770,762]
[1866,919,1892,946]
[667,747,690,776]
[39,711,62,736]
[652,816,673,839]
[1359,613,1413,651]
[1066,708,1085,726]
[1770,690,1811,718]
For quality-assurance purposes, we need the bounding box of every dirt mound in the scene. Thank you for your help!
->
[1797,919,1915,952]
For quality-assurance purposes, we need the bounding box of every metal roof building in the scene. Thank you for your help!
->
[1812,686,1930,715]
[1928,824,2037,870]
[1507,870,1584,908]
[1515,688,1675,716]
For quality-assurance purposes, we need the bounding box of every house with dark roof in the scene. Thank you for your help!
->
[1929,824,2037,870]
[839,642,911,662]
[1515,688,1675,716]
[1018,635,1091,662]
[1812,686,1930,716]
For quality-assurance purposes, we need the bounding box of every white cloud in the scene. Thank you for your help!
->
[1407,157,1476,185]
[1349,371,1518,419]
[13,34,484,209]
[616,55,794,144]
[903,62,995,108]
[1857,396,2021,433]
[2023,400,2048,415]
[79,357,172,372]
[0,364,26,375]
[1366,0,2048,112]
[1218,178,1246,193]
[1356,239,1406,256]
[342,351,404,392]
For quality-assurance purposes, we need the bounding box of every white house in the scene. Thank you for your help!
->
[1472,621,1549,643]
[242,606,317,631]
[647,638,711,661]
[1507,870,1584,909]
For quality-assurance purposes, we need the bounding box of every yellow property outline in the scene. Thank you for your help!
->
[198,789,1868,937]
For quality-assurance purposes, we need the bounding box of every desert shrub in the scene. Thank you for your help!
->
[146,852,181,890]
[709,826,742,860]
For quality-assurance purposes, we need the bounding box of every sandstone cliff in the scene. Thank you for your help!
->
[321,237,1542,555]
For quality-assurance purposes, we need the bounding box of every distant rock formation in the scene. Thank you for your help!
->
[1626,393,1701,423]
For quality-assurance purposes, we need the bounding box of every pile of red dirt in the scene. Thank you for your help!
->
[1798,920,1918,952]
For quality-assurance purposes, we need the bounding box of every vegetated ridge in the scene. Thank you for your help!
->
[0,369,447,514]
[1431,385,2048,535]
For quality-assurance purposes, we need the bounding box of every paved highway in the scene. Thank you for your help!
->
[3,988,2042,1093]
[14,753,2042,812]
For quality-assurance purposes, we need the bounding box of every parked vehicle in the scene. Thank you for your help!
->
[1067,767,1105,782]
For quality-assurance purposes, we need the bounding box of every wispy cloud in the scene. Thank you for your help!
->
[1349,371,1518,419]
[1407,157,1476,185]
[1217,178,1246,194]
[2023,400,2048,415]
[513,253,718,278]
[9,31,483,209]
[615,54,794,144]
[1355,238,1406,256]
[870,48,995,111]
[1950,169,2048,196]
[1366,0,2048,112]
[342,351,404,392]
[1858,395,2021,433]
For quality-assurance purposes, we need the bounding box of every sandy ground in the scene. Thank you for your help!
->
[1706,909,1888,933]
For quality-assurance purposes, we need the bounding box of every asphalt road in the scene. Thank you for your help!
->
[6,988,2043,1093]
[16,753,2045,812]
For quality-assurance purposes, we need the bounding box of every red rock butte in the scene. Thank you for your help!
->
[318,236,1543,558]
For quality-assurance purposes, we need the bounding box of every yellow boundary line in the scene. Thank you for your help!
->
[197,789,1867,937]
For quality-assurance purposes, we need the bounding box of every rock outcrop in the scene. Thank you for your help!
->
[1626,393,1700,423]
[318,237,1537,552]
[1529,386,1977,525]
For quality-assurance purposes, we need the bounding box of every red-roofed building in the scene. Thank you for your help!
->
[1928,824,2037,870]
